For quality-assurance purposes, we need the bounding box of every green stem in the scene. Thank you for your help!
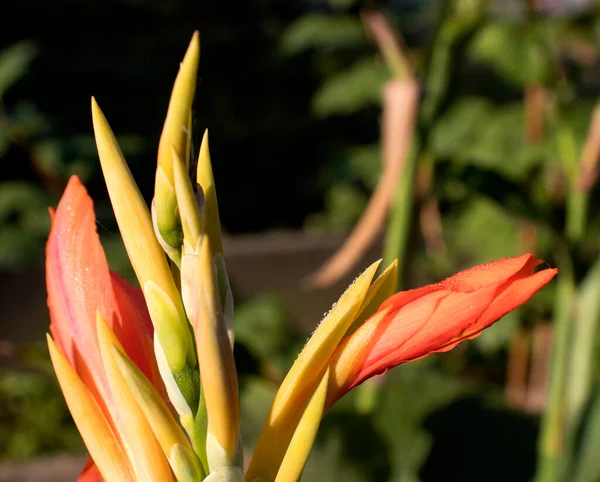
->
[558,123,588,242]
[382,142,419,290]
[566,188,587,243]
[536,251,574,482]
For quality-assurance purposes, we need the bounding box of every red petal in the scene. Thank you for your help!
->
[333,255,557,398]
[77,458,102,482]
[379,253,539,313]
[46,176,116,402]
[349,284,498,391]
[46,176,163,407]
[476,267,558,328]
[110,271,164,392]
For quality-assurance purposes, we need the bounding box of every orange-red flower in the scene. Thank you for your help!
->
[47,177,171,481]
[326,254,558,405]
[246,254,557,481]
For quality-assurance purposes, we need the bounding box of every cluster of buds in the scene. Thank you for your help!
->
[45,32,557,482]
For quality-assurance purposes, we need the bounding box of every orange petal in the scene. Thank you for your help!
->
[379,253,539,312]
[110,272,163,392]
[77,459,102,482]
[47,176,163,395]
[328,256,557,403]
[46,176,117,404]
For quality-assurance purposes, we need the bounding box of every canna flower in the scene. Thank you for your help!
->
[47,177,198,482]
[246,254,557,481]
[46,31,557,482]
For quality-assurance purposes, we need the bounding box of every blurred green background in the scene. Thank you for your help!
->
[1,0,600,480]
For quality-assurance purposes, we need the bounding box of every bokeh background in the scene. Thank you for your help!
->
[1,0,600,480]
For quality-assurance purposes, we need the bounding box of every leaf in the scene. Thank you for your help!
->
[431,98,549,180]
[303,417,377,482]
[312,58,388,117]
[0,42,37,98]
[346,144,381,190]
[571,389,600,482]
[305,182,368,231]
[239,377,278,449]
[422,9,483,122]
[279,14,365,55]
[567,256,600,427]
[373,364,469,482]
[469,21,551,86]
[235,294,290,362]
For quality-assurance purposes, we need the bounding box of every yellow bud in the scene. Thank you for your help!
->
[155,32,200,254]
[96,313,174,482]
[157,31,200,179]
[274,368,330,482]
[112,346,199,473]
[153,165,182,265]
[172,145,202,250]
[181,236,239,462]
[197,130,224,257]
[91,98,192,373]
[348,259,398,335]
[246,260,380,482]
[47,335,133,482]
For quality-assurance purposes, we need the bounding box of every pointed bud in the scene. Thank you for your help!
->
[111,346,204,478]
[274,368,330,482]
[246,260,380,482]
[96,313,174,482]
[91,98,193,374]
[197,130,224,257]
[47,335,133,482]
[155,32,200,259]
[348,259,398,335]
[172,146,203,250]
[181,235,239,464]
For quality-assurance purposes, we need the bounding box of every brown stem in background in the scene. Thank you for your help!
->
[576,105,600,192]
[525,84,545,145]
[420,198,447,257]
[506,329,530,408]
[361,10,411,79]
[306,10,419,288]
[525,322,553,413]
[506,81,545,410]
[519,220,539,255]
[306,79,419,287]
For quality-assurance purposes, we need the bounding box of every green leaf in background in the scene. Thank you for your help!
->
[421,6,483,123]
[303,428,373,482]
[346,144,381,190]
[0,42,37,99]
[444,196,518,270]
[469,21,551,87]
[305,181,368,231]
[0,349,83,460]
[374,363,469,482]
[431,98,548,180]
[312,58,388,117]
[566,256,600,428]
[0,182,51,269]
[239,377,278,450]
[234,294,290,363]
[279,14,365,55]
[571,389,600,482]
